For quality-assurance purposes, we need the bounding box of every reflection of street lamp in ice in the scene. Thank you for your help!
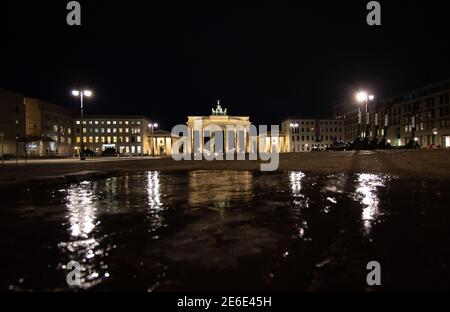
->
[356,91,375,138]
[72,90,93,160]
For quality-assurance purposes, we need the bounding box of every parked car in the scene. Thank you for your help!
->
[332,141,351,151]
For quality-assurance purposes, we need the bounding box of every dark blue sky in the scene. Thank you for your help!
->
[1,0,450,128]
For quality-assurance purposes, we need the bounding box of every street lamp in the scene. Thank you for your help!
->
[356,91,375,139]
[290,122,299,152]
[72,90,93,160]
[149,122,158,156]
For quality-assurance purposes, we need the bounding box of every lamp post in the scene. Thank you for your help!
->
[72,90,92,160]
[0,132,4,164]
[356,91,375,139]
[149,122,158,156]
[289,122,299,152]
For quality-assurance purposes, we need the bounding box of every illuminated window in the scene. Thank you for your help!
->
[137,136,141,143]
[89,121,93,125]
[125,121,129,125]
[125,128,129,133]
[113,121,117,125]
[137,121,141,125]
[107,128,111,133]
[89,137,94,143]
[83,137,87,143]
[76,137,81,143]
[83,128,87,133]
[95,137,99,143]
[113,136,117,143]
[95,121,99,125]
[101,128,105,133]
[119,128,123,133]
[101,137,105,143]
[68,137,72,144]
[125,136,130,143]
[68,128,72,135]
[76,121,80,125]
[107,121,111,125]
[113,128,117,133]
[107,136,112,144]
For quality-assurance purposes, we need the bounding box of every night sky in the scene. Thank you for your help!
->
[1,1,449,128]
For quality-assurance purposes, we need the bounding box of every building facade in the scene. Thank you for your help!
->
[0,88,25,157]
[342,80,450,147]
[281,118,344,152]
[73,116,152,156]
[24,98,75,156]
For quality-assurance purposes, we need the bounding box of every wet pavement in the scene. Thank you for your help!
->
[0,170,449,291]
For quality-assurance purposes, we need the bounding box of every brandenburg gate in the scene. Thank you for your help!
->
[186,101,253,155]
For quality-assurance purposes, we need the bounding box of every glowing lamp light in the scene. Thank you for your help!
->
[83,90,92,97]
[356,91,368,102]
[356,91,374,103]
[72,90,80,96]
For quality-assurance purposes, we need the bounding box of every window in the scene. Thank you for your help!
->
[76,137,81,143]
[137,136,141,143]
[107,121,111,125]
[76,120,80,125]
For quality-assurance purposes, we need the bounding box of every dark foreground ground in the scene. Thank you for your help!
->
[1,170,450,291]
[1,149,450,189]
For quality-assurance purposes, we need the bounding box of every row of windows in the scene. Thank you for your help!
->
[291,121,343,125]
[291,127,343,134]
[76,120,141,125]
[76,127,141,134]
[76,136,142,143]
[291,135,343,141]
[51,136,72,144]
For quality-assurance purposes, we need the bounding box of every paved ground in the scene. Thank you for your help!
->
[0,156,159,165]
[1,149,450,188]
